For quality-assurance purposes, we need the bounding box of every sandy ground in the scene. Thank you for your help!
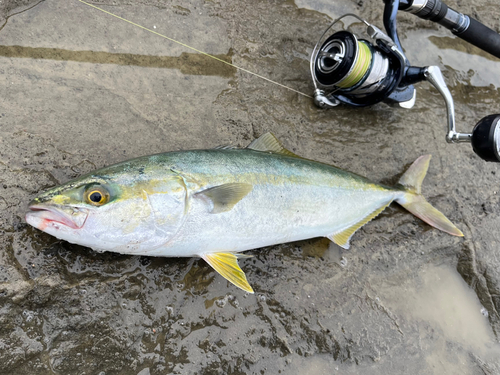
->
[1,0,500,374]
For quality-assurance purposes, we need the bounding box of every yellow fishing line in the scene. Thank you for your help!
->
[75,0,312,99]
[336,41,372,89]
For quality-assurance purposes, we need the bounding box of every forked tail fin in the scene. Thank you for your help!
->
[395,155,464,237]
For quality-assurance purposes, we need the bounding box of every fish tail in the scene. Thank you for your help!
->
[395,155,464,237]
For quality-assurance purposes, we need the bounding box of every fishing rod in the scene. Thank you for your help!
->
[77,0,499,162]
[310,0,500,162]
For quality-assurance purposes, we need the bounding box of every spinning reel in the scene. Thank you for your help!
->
[310,0,500,162]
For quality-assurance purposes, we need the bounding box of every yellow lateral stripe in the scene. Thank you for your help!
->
[202,253,254,293]
[329,202,391,249]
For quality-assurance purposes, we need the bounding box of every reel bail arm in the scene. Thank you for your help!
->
[313,89,339,108]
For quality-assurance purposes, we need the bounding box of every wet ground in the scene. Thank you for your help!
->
[1,0,500,374]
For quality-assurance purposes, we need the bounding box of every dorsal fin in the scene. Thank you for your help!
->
[247,132,299,157]
[213,145,238,150]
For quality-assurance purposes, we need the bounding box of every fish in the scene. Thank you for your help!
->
[25,133,463,293]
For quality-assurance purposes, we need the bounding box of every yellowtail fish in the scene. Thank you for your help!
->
[25,133,463,293]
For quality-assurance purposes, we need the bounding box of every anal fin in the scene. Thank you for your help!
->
[201,252,254,293]
[328,203,391,249]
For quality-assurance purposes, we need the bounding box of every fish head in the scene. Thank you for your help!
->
[25,167,188,254]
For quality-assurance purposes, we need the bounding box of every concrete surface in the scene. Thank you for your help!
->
[1,0,500,374]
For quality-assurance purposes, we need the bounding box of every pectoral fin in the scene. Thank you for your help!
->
[197,183,252,213]
[201,252,254,293]
[328,203,391,249]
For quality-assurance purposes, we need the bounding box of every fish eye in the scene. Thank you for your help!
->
[84,186,110,206]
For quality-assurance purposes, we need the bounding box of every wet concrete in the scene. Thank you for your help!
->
[1,0,500,374]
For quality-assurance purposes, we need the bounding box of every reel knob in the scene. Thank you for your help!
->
[471,114,500,162]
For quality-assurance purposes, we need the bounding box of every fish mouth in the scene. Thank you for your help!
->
[25,204,87,231]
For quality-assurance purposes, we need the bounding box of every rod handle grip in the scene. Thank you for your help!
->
[454,17,500,59]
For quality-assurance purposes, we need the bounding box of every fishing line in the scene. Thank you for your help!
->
[75,0,312,99]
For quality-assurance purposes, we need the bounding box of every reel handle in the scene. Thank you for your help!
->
[404,66,499,163]
[423,66,471,143]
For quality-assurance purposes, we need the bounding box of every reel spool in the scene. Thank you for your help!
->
[310,14,413,108]
[314,32,394,101]
[315,32,377,90]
